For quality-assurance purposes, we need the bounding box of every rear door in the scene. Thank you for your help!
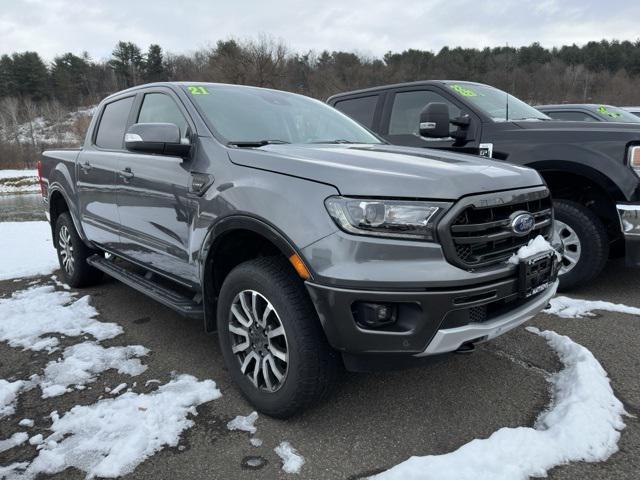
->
[114,88,199,285]
[380,86,482,154]
[77,95,135,248]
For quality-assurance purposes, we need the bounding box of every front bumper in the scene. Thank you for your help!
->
[305,276,558,356]
[617,203,640,267]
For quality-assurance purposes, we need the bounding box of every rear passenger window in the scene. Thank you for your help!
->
[389,90,461,135]
[545,111,598,122]
[138,93,189,138]
[334,95,379,128]
[95,96,134,149]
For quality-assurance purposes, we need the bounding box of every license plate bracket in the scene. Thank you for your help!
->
[518,251,558,298]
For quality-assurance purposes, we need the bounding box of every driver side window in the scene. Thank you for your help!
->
[389,90,461,136]
[138,93,189,140]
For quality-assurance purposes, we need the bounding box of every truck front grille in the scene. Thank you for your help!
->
[440,188,553,269]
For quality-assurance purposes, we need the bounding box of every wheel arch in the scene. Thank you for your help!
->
[199,215,311,332]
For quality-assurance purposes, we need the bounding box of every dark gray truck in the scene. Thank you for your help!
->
[40,82,558,417]
[329,81,640,290]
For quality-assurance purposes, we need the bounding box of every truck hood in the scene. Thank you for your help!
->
[228,143,543,199]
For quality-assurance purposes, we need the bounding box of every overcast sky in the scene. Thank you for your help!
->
[2,0,639,61]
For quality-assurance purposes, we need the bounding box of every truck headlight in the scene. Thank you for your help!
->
[325,196,451,240]
[628,146,640,175]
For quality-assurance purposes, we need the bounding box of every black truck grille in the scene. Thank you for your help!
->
[440,189,553,269]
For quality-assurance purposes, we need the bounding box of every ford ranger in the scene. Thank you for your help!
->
[40,82,558,417]
[329,81,640,290]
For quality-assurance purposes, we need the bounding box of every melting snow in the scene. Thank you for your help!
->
[545,296,640,318]
[18,419,34,428]
[12,375,221,479]
[275,441,305,474]
[0,432,29,453]
[0,379,25,418]
[39,342,148,398]
[250,437,263,447]
[226,411,259,434]
[371,327,625,480]
[508,235,558,265]
[0,286,121,352]
[0,222,59,281]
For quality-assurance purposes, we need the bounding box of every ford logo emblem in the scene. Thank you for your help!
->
[510,212,535,236]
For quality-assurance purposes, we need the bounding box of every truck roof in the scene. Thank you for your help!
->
[536,104,616,110]
[326,80,486,102]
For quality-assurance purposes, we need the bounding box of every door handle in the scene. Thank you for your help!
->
[119,168,134,181]
[80,161,92,173]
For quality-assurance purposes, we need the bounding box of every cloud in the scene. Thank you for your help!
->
[1,0,639,61]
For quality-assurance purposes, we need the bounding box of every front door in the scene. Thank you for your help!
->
[77,95,135,249]
[115,90,198,285]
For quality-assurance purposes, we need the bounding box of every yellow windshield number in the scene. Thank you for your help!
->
[188,86,209,95]
[449,84,477,97]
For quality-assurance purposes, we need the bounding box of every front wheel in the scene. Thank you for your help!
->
[216,256,340,418]
[553,199,609,291]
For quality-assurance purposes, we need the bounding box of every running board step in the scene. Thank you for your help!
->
[87,255,204,319]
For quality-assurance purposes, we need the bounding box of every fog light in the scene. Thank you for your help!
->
[352,302,398,329]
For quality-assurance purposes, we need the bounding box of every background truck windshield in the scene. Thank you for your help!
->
[444,82,550,122]
[186,84,381,144]
[591,105,640,122]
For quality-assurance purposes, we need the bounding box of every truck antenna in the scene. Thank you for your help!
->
[505,91,510,122]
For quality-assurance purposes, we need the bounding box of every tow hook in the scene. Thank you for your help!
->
[455,342,476,354]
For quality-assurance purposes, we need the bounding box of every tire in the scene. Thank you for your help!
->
[54,212,103,288]
[554,199,608,291]
[216,256,340,418]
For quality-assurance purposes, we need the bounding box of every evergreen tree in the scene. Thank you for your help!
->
[109,41,144,88]
[144,44,166,83]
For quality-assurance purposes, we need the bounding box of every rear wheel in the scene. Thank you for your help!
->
[554,199,608,291]
[54,213,103,288]
[217,256,340,418]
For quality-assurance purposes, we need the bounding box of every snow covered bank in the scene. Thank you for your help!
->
[0,222,58,281]
[11,375,220,479]
[545,296,640,318]
[371,327,625,480]
[0,170,39,194]
[0,286,121,352]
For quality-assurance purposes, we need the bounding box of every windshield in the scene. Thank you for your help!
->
[184,84,381,145]
[444,82,550,122]
[591,105,640,123]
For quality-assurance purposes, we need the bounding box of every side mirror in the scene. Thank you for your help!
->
[125,123,191,158]
[418,103,451,138]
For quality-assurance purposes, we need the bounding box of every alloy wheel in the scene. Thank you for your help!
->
[228,290,289,392]
[58,225,75,275]
[554,220,582,275]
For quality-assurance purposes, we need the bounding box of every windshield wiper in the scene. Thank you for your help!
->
[309,139,358,144]
[228,139,290,147]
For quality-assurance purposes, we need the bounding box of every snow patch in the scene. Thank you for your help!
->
[18,419,34,428]
[226,411,259,434]
[0,379,25,418]
[0,286,121,352]
[109,382,128,395]
[39,342,148,398]
[275,441,305,474]
[545,296,640,318]
[507,235,558,265]
[0,222,58,281]
[371,327,625,480]
[250,437,263,447]
[17,374,221,479]
[0,432,29,453]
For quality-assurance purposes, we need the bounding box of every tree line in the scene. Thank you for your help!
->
[3,37,640,168]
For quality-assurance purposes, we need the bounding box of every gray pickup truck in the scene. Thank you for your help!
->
[39,82,558,417]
